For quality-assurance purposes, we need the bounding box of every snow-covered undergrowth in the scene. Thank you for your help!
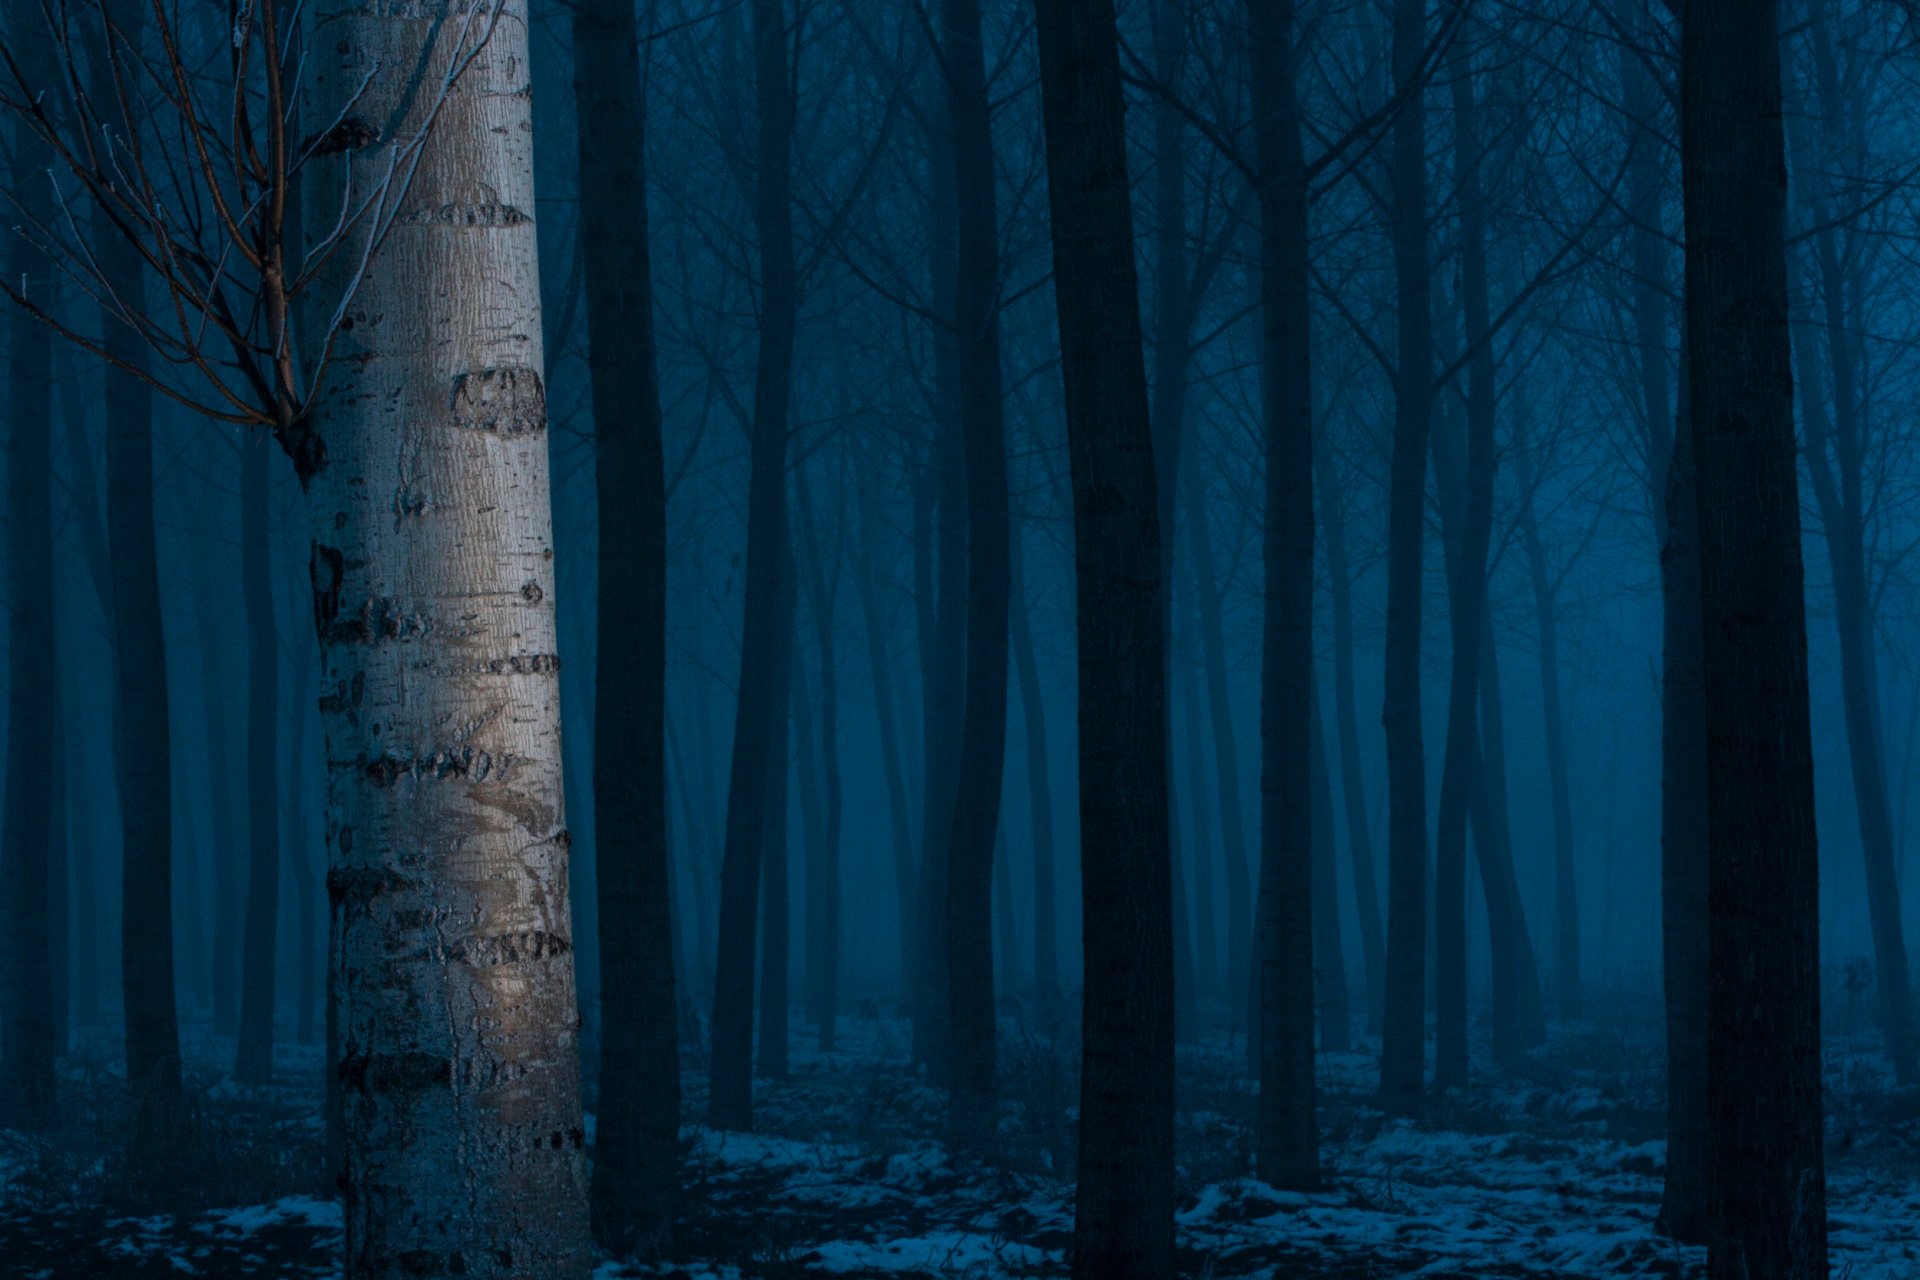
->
[4,1009,1917,1277]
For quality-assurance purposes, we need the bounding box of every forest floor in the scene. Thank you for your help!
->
[2,1003,1917,1278]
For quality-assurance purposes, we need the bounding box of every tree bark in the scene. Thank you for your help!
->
[1034,0,1175,1272]
[1680,0,1828,1272]
[1008,526,1059,1010]
[303,3,592,1274]
[571,0,678,1245]
[1378,0,1433,1115]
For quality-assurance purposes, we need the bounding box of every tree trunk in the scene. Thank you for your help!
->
[710,0,798,1131]
[1008,527,1059,1010]
[1311,686,1351,1053]
[1513,416,1580,1022]
[0,90,59,1125]
[1316,443,1384,1033]
[1186,470,1253,1026]
[1182,645,1219,1000]
[1680,0,1828,1272]
[95,0,183,1112]
[234,429,281,1085]
[853,474,919,1004]
[571,0,678,1245]
[1248,0,1319,1188]
[758,594,795,1081]
[940,0,1012,1147]
[303,3,592,1274]
[1470,624,1547,1059]
[1657,362,1712,1244]
[914,97,967,1083]
[795,468,842,1052]
[1432,27,1497,1093]
[1378,0,1433,1115]
[1034,1,1175,1272]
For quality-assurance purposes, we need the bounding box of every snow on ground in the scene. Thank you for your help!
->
[4,1010,1918,1277]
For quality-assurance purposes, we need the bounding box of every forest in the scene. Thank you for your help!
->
[0,0,1911,1276]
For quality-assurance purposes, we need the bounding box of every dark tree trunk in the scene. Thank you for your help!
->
[1248,0,1319,1189]
[1378,0,1433,1115]
[1311,687,1351,1053]
[1008,528,1059,1010]
[0,93,59,1125]
[758,596,795,1081]
[1513,416,1579,1022]
[1186,473,1253,1026]
[1034,0,1175,1272]
[1469,624,1546,1060]
[853,475,919,1004]
[572,0,679,1243]
[95,0,183,1110]
[709,0,797,1132]
[1681,0,1828,1273]
[234,430,281,1085]
[914,97,967,1081]
[795,469,842,1052]
[1658,363,1712,1244]
[1432,27,1497,1093]
[1315,443,1384,1033]
[1182,646,1219,1000]
[941,0,1012,1147]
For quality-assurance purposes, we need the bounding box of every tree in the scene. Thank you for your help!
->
[1378,0,1435,1115]
[1248,0,1319,1189]
[304,0,596,1272]
[940,0,1012,1148]
[710,0,799,1131]
[0,63,59,1128]
[1033,0,1174,1274]
[1680,0,1828,1272]
[571,0,678,1248]
[233,427,281,1085]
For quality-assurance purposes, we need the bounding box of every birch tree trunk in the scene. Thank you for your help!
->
[303,3,592,1274]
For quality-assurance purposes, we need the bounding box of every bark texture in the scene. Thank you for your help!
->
[304,3,592,1274]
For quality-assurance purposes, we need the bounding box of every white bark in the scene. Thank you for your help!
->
[303,2,591,1275]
